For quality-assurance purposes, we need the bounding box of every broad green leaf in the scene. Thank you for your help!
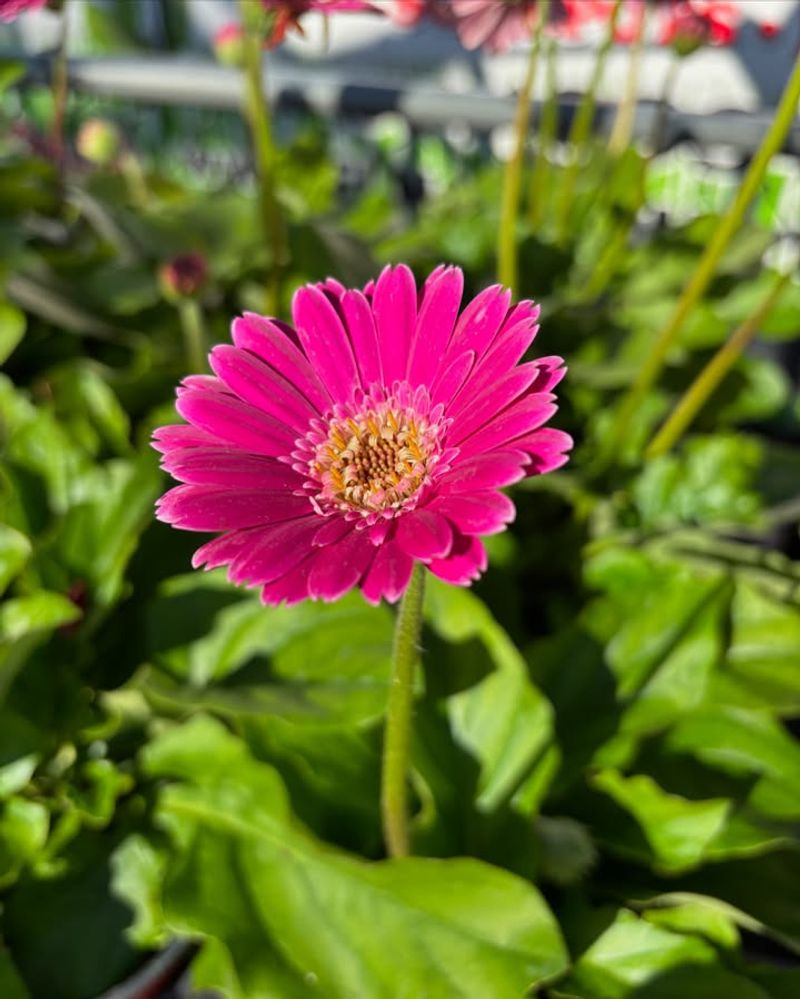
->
[110,834,168,948]
[426,581,554,812]
[710,581,800,713]
[144,583,395,724]
[665,706,800,821]
[140,716,568,997]
[560,908,767,999]
[592,770,730,873]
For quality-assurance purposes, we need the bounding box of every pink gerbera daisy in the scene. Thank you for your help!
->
[153,265,571,606]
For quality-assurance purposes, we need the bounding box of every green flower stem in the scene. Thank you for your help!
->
[178,298,207,374]
[606,54,800,462]
[607,4,646,157]
[556,0,622,245]
[646,272,790,459]
[240,0,288,316]
[119,151,150,210]
[381,562,426,859]
[51,4,69,172]
[497,0,549,293]
[528,35,557,231]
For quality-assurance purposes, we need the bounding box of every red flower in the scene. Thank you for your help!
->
[658,0,740,52]
[260,0,374,47]
[159,254,209,301]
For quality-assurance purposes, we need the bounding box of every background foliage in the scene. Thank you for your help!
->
[1,9,800,998]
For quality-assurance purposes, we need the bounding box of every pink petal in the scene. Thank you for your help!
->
[312,516,352,546]
[446,284,511,363]
[458,394,558,458]
[176,389,297,458]
[210,345,319,430]
[395,509,453,561]
[192,527,264,571]
[430,350,474,407]
[515,427,574,473]
[232,314,331,413]
[160,449,303,490]
[407,266,463,386]
[151,424,218,454]
[228,516,321,586]
[431,491,516,535]
[372,264,418,385]
[438,451,528,493]
[450,318,539,417]
[307,529,374,602]
[529,356,567,394]
[260,557,314,606]
[341,289,382,389]
[156,484,310,531]
[448,362,542,446]
[293,285,359,403]
[428,534,488,585]
[360,541,414,605]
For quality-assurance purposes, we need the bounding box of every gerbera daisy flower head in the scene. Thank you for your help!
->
[153,265,572,606]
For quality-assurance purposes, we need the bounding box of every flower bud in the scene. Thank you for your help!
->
[159,253,209,302]
[213,22,246,66]
[76,118,121,167]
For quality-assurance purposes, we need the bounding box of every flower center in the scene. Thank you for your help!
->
[296,384,447,520]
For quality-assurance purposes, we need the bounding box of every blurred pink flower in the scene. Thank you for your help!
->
[387,0,428,26]
[658,0,740,51]
[0,0,47,22]
[445,0,544,53]
[154,265,572,605]
[159,254,209,301]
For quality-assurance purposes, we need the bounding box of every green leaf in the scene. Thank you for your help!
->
[425,581,554,812]
[110,834,169,948]
[0,798,48,886]
[139,716,568,997]
[559,908,768,999]
[0,526,30,596]
[592,770,730,874]
[0,947,30,999]
[0,302,25,365]
[144,583,395,725]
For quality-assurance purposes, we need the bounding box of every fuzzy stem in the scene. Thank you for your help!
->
[528,35,558,231]
[381,562,426,859]
[607,3,646,157]
[556,0,622,245]
[646,272,790,459]
[605,54,800,462]
[178,298,207,374]
[240,0,288,315]
[497,0,549,293]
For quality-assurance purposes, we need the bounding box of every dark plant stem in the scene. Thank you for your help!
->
[240,0,288,315]
[178,299,207,373]
[381,562,426,859]
[556,0,622,245]
[528,35,557,232]
[51,4,69,172]
[497,0,549,292]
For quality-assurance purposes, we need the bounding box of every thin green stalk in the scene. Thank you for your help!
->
[646,272,790,458]
[650,55,681,154]
[381,562,426,859]
[556,0,622,244]
[240,0,288,315]
[607,3,646,157]
[497,0,549,293]
[528,35,557,231]
[178,298,207,373]
[51,4,69,171]
[119,151,150,209]
[606,54,800,462]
